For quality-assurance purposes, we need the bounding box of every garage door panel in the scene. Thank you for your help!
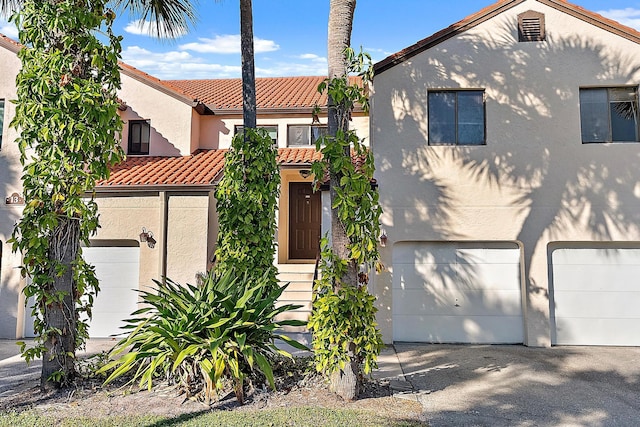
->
[456,248,521,264]
[392,241,523,344]
[554,318,640,346]
[394,263,520,291]
[82,245,140,338]
[393,243,457,265]
[551,246,640,346]
[553,291,640,319]
[552,264,640,292]
[393,314,523,343]
[394,289,522,316]
[552,248,640,265]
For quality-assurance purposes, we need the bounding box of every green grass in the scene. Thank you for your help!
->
[0,407,426,427]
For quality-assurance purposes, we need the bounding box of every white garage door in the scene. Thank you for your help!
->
[82,244,140,337]
[393,241,523,343]
[24,243,140,338]
[550,246,640,346]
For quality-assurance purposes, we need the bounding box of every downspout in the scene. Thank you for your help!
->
[159,191,169,281]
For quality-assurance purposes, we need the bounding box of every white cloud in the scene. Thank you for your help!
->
[597,8,640,31]
[121,45,241,79]
[124,19,187,38]
[298,53,327,63]
[179,34,279,54]
[0,19,18,39]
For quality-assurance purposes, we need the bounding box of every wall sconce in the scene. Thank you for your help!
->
[299,169,311,179]
[146,234,157,249]
[140,227,156,248]
[379,230,388,247]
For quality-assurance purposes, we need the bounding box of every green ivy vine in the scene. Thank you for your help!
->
[214,127,280,289]
[308,49,384,379]
[9,0,124,386]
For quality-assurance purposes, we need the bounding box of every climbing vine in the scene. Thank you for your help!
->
[307,49,383,385]
[9,0,124,387]
[214,127,280,289]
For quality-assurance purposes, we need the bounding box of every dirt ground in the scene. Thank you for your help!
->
[0,354,424,423]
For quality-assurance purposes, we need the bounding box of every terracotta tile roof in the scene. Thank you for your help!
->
[277,147,323,164]
[96,148,320,188]
[96,150,227,188]
[374,0,640,75]
[166,76,362,112]
[95,148,369,189]
[0,33,20,53]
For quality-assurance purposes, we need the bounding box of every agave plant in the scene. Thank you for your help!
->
[97,270,307,404]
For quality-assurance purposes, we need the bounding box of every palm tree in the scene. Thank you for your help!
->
[326,0,359,400]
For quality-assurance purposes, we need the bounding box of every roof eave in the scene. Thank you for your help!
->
[374,0,526,75]
[94,183,217,193]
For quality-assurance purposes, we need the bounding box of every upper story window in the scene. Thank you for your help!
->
[287,125,328,147]
[128,120,150,155]
[580,87,639,143]
[518,11,545,42]
[428,90,486,146]
[234,125,278,145]
[0,99,5,149]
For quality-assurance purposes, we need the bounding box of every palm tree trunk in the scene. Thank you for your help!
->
[327,0,359,401]
[240,0,257,130]
[42,217,79,389]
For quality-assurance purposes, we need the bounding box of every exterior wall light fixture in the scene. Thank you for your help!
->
[140,227,156,248]
[379,230,388,247]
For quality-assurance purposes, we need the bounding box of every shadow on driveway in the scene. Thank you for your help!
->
[394,344,640,427]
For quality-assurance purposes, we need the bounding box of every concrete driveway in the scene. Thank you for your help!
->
[392,344,640,427]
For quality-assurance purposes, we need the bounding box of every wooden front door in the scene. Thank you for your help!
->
[289,182,321,259]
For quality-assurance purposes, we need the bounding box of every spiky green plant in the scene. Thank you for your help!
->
[98,270,307,404]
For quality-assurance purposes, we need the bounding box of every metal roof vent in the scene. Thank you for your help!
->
[518,11,545,42]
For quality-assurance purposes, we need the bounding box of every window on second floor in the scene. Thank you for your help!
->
[0,99,5,149]
[287,125,328,147]
[428,90,486,145]
[580,87,639,143]
[234,125,278,145]
[128,120,150,155]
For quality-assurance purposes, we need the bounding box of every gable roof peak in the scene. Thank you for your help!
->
[374,0,640,75]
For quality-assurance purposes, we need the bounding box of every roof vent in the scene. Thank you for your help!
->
[518,11,545,42]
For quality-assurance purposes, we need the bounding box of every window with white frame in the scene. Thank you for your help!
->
[128,120,150,155]
[234,125,278,145]
[580,87,639,143]
[428,90,485,145]
[287,125,328,147]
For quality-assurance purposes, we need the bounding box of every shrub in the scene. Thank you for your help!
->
[97,270,307,404]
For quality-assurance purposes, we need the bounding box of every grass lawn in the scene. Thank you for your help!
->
[0,407,426,426]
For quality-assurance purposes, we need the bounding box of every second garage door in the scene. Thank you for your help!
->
[550,245,640,346]
[392,241,523,343]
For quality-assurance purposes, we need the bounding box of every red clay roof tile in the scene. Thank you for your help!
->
[166,76,361,112]
[96,148,327,188]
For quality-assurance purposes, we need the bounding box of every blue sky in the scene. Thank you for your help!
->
[2,0,640,80]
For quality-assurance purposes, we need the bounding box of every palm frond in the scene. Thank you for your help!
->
[113,0,198,39]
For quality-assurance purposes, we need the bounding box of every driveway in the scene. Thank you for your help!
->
[392,344,640,427]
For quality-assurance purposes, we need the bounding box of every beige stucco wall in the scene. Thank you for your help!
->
[165,194,210,285]
[198,113,370,150]
[119,73,195,155]
[94,194,164,293]
[94,191,214,291]
[371,0,640,346]
[0,42,25,338]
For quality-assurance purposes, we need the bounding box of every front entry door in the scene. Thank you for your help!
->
[289,182,321,259]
